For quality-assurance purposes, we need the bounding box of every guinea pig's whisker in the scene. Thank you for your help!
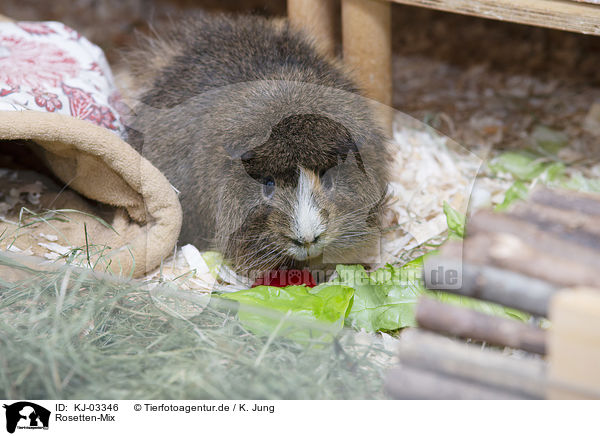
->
[246,246,281,267]
[235,243,279,266]
[338,229,380,236]
[236,238,276,252]
[329,211,373,226]
[241,243,285,272]
[334,232,379,241]
[226,233,271,243]
[338,203,379,214]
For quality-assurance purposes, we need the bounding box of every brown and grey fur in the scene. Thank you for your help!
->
[126,13,390,278]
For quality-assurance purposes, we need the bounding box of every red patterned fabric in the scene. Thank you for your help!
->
[0,21,126,137]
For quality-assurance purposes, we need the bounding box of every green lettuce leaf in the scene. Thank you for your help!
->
[489,148,599,208]
[201,251,225,278]
[443,201,466,238]
[332,263,421,332]
[531,125,568,154]
[220,257,528,337]
[220,284,354,341]
[495,181,529,211]
[561,172,600,193]
[541,162,566,183]
[488,150,566,182]
[336,257,528,332]
[488,151,548,181]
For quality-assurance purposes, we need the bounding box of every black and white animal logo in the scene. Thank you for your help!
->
[3,402,50,434]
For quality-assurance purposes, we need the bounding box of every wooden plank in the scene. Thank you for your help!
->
[288,0,338,57]
[547,289,600,399]
[416,297,547,354]
[342,0,392,106]
[388,0,600,35]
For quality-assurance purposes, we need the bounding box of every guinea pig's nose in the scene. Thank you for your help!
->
[292,233,321,247]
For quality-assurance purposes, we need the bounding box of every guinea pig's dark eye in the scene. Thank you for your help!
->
[319,168,334,190]
[262,176,276,199]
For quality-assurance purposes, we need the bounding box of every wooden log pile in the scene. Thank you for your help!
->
[385,187,600,399]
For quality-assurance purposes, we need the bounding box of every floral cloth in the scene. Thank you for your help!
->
[0,21,126,138]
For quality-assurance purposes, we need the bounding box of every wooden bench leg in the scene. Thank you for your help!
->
[341,0,392,107]
[288,0,338,57]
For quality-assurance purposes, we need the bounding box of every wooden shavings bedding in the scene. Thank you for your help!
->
[0,170,45,220]
[379,118,482,265]
[1,169,67,261]
[38,242,72,259]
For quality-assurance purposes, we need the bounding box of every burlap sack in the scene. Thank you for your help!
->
[0,16,182,277]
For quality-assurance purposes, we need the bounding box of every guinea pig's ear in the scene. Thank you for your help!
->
[337,138,366,174]
[240,150,255,162]
[239,149,262,182]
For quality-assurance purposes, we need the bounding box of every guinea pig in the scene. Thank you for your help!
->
[125,13,390,279]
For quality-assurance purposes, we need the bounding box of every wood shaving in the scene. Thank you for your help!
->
[181,244,209,275]
[38,242,71,256]
[40,233,59,242]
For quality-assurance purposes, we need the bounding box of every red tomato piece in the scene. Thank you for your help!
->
[252,269,317,288]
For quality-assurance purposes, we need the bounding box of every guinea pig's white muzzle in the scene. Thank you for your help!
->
[289,235,324,261]
[288,169,327,260]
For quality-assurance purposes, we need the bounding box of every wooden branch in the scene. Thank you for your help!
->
[510,203,600,249]
[461,188,600,287]
[465,232,598,289]
[466,219,599,284]
[529,187,600,218]
[467,208,600,267]
[418,188,600,398]
[386,366,529,399]
[388,329,547,399]
[508,203,600,257]
[388,0,600,36]
[425,188,600,313]
[416,297,547,354]
[424,253,559,316]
